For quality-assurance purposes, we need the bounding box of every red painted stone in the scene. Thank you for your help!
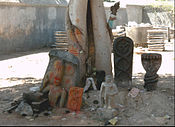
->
[67,87,84,111]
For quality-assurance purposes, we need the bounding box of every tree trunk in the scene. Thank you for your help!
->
[66,0,88,83]
[90,0,112,75]
[66,0,112,83]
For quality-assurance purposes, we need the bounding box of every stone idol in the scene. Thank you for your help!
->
[100,75,118,109]
[113,37,134,88]
[40,50,80,107]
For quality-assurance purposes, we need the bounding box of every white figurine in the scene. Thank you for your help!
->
[84,77,97,92]
[100,75,118,109]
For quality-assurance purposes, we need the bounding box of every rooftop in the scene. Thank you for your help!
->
[0,0,69,6]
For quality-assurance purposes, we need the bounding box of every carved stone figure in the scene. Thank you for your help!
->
[100,75,118,109]
[113,37,134,88]
[141,53,162,91]
[40,50,80,107]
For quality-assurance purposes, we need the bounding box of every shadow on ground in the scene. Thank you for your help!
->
[0,48,50,61]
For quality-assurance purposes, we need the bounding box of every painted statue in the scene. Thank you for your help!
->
[40,0,113,108]
[108,2,120,29]
[40,50,80,107]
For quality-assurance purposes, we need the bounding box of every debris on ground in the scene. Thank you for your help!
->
[96,108,118,121]
[109,117,119,125]
[128,87,140,98]
[15,101,33,116]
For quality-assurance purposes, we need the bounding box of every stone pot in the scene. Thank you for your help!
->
[141,53,162,91]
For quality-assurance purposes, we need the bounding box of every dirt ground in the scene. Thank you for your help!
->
[0,41,174,126]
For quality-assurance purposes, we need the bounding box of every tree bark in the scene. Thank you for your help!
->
[66,0,88,83]
[66,0,112,82]
[90,0,112,75]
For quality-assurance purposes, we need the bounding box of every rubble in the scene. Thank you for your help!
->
[109,117,119,125]
[6,105,18,114]
[23,91,44,104]
[29,86,40,92]
[128,88,140,98]
[82,90,100,109]
[4,87,51,117]
[15,101,33,116]
[31,98,50,113]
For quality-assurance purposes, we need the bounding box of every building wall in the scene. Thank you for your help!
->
[105,4,173,28]
[0,3,67,54]
[142,5,174,27]
[126,5,143,24]
[0,3,173,54]
[115,8,128,26]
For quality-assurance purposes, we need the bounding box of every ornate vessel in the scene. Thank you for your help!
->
[141,53,162,91]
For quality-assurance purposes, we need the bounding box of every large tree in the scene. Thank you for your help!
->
[66,0,113,81]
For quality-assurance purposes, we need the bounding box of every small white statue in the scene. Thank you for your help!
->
[100,75,118,109]
[84,77,97,92]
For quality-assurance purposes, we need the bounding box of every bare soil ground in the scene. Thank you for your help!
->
[0,41,174,126]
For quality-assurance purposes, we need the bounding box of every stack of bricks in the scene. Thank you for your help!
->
[147,29,167,51]
[52,31,69,51]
